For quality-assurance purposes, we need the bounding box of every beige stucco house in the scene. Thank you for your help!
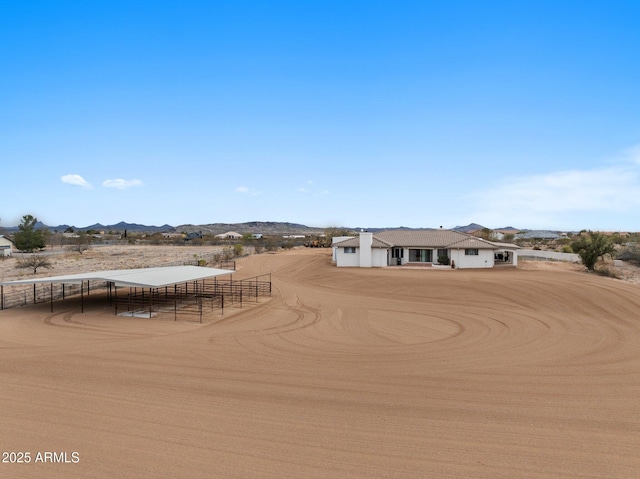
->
[333,230,518,269]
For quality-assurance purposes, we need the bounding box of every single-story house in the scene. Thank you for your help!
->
[0,235,14,257]
[333,230,519,269]
[215,231,243,240]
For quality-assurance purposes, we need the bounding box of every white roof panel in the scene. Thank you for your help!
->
[0,265,234,288]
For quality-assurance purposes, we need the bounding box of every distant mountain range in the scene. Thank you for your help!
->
[1,221,327,235]
[452,223,520,233]
[0,220,526,235]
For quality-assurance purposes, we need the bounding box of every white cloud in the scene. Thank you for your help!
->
[235,186,261,196]
[467,146,640,229]
[61,174,93,189]
[622,145,640,165]
[297,180,329,195]
[102,179,144,190]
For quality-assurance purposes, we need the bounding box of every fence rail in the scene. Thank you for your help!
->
[0,280,107,311]
[114,274,272,322]
[518,249,581,263]
[0,257,238,312]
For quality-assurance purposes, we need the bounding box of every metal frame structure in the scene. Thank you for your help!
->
[0,266,237,316]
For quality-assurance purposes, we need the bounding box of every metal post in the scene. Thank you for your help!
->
[50,282,53,313]
[81,281,84,314]
[33,283,36,304]
[149,288,152,318]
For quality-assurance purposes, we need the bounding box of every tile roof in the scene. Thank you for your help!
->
[334,229,500,249]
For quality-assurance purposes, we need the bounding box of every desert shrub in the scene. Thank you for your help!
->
[616,243,640,265]
[562,245,573,253]
[572,231,616,271]
[594,266,620,279]
[16,254,53,274]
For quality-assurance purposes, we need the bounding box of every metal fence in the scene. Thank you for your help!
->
[114,273,272,322]
[0,257,237,312]
[518,249,581,263]
[0,280,106,311]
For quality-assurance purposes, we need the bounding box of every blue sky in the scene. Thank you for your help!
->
[2,1,640,231]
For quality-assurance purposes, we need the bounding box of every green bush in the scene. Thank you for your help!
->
[572,231,616,271]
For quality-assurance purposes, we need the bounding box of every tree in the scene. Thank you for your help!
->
[324,227,353,238]
[13,215,46,252]
[16,254,52,274]
[477,228,498,241]
[68,231,93,254]
[571,231,616,271]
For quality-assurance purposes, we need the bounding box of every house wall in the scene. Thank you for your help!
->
[331,236,354,262]
[450,249,495,268]
[0,237,12,257]
[335,248,360,267]
[372,248,388,267]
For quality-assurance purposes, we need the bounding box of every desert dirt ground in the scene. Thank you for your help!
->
[0,247,639,478]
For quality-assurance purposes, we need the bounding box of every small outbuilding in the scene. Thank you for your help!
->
[0,235,13,257]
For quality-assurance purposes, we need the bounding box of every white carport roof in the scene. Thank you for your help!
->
[0,265,235,289]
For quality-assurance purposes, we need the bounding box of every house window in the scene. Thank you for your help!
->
[409,249,433,262]
[344,247,356,254]
[465,248,479,255]
[392,248,404,258]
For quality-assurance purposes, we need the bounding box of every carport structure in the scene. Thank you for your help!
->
[0,265,237,320]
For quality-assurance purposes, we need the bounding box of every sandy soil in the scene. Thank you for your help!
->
[1,247,639,478]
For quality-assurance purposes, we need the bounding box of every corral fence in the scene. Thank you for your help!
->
[114,273,272,322]
[0,280,105,311]
[0,258,237,312]
[518,249,580,263]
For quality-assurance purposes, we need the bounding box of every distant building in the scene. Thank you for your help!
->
[214,231,242,240]
[515,230,561,240]
[0,235,14,257]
